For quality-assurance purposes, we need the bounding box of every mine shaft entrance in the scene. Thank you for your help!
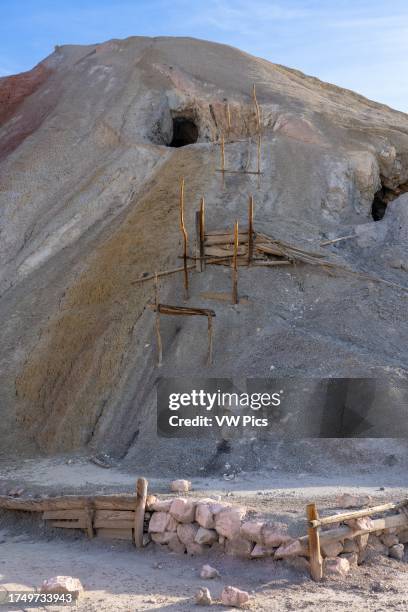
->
[169,117,199,147]
[371,181,408,221]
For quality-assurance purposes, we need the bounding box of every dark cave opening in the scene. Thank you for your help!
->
[371,188,388,221]
[371,181,408,221]
[169,117,198,147]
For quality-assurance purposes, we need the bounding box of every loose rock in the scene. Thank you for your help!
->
[41,576,83,600]
[336,493,372,508]
[389,544,405,560]
[221,586,250,608]
[195,587,212,605]
[200,564,220,579]
[171,479,191,493]
[324,557,350,578]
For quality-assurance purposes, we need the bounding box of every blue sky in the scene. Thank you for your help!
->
[1,0,407,112]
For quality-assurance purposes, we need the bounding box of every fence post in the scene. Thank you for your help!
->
[307,502,323,581]
[232,220,239,304]
[134,478,148,548]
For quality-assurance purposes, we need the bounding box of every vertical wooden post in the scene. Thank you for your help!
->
[257,132,261,175]
[154,273,162,366]
[307,502,323,581]
[252,83,261,131]
[200,196,205,271]
[221,135,225,173]
[195,211,202,272]
[248,195,254,265]
[232,220,239,304]
[134,477,148,548]
[226,103,231,137]
[207,314,213,366]
[84,502,94,539]
[179,177,189,299]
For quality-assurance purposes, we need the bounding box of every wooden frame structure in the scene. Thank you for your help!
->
[149,274,215,366]
[0,478,150,545]
[217,84,263,176]
[305,499,408,582]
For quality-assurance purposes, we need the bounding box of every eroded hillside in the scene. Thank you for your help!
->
[0,37,407,471]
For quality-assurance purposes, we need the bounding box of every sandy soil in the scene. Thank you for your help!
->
[0,457,407,611]
[1,533,408,611]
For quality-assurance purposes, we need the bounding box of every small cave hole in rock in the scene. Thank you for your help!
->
[371,181,408,221]
[371,188,388,221]
[169,117,198,147]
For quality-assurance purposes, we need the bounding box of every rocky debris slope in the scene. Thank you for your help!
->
[0,36,407,469]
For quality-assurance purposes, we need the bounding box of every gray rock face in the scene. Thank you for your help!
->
[0,36,407,472]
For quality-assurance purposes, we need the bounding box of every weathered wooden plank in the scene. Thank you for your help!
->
[205,229,248,236]
[205,245,246,257]
[94,519,134,529]
[256,244,287,257]
[152,304,216,317]
[310,500,408,528]
[95,510,135,521]
[204,234,248,246]
[94,510,134,529]
[253,261,292,267]
[51,520,86,529]
[300,512,408,546]
[97,528,133,541]
[0,495,138,512]
[43,510,84,520]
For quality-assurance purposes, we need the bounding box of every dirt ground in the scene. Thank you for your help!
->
[0,457,407,611]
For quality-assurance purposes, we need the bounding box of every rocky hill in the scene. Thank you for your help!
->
[0,37,407,473]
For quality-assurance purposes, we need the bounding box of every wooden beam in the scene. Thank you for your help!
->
[207,314,214,366]
[253,261,292,267]
[252,83,261,131]
[248,195,254,264]
[154,274,162,367]
[0,494,139,512]
[132,264,196,285]
[149,304,216,318]
[200,197,205,271]
[232,220,239,304]
[257,132,261,175]
[216,169,263,175]
[226,103,231,136]
[97,528,133,541]
[306,503,323,582]
[195,197,206,272]
[179,177,189,299]
[309,499,408,528]
[320,234,357,247]
[134,477,148,548]
[84,502,95,539]
[299,512,408,547]
[204,234,248,246]
[43,510,83,520]
[195,211,201,272]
